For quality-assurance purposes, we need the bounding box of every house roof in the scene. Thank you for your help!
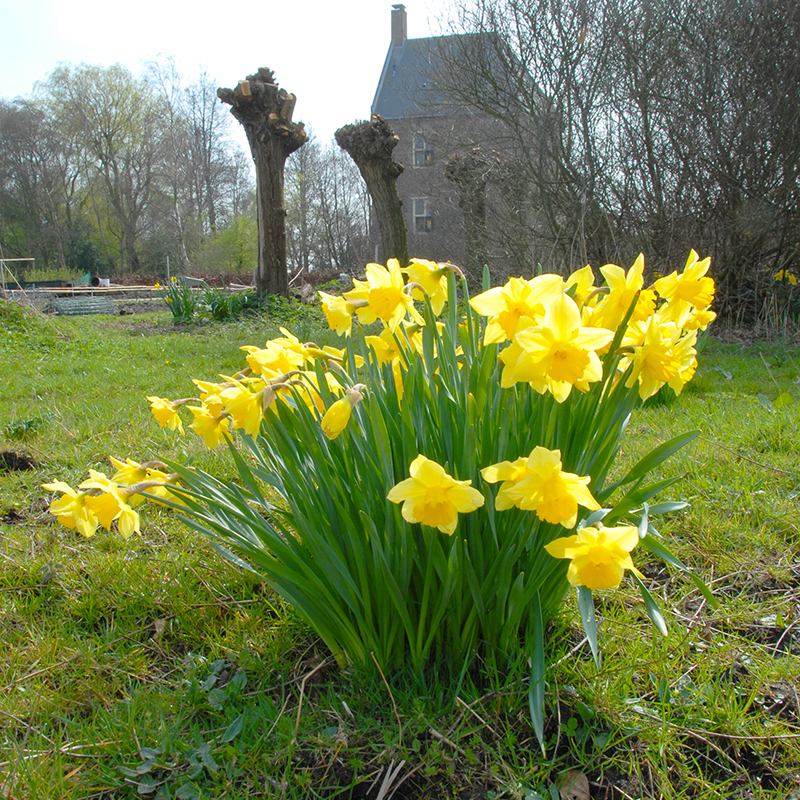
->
[371,34,479,121]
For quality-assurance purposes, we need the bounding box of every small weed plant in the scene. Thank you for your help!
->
[156,278,265,324]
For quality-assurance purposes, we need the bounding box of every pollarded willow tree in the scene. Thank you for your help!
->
[218,68,307,296]
[335,115,409,267]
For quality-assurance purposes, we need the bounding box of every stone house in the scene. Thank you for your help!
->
[371,4,503,275]
[370,5,535,283]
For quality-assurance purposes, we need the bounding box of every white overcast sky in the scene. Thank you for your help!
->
[0,0,453,146]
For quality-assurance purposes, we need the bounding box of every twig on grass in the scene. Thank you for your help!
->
[371,651,404,747]
[429,726,466,757]
[293,658,333,742]
[699,436,793,476]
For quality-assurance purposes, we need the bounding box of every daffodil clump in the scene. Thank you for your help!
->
[44,253,715,731]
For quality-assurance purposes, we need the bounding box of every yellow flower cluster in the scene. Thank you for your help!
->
[389,448,599,534]
[145,327,363,446]
[143,261,459,448]
[163,250,711,451]
[469,251,715,402]
[42,458,182,539]
[386,450,641,590]
[45,251,714,596]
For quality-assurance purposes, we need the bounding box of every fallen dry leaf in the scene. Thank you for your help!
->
[559,768,590,800]
[152,618,167,640]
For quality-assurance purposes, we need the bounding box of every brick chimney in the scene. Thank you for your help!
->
[391,4,407,48]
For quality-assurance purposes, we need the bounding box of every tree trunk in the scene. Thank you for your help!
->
[335,115,408,266]
[444,148,493,288]
[218,68,307,296]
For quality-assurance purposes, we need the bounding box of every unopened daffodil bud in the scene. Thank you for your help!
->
[320,384,366,440]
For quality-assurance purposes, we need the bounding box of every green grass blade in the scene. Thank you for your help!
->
[528,593,546,755]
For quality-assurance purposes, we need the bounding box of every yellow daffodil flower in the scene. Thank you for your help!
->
[667,330,699,394]
[487,447,599,527]
[470,274,564,344]
[109,456,151,485]
[622,316,683,400]
[594,254,645,331]
[79,471,140,538]
[319,291,355,336]
[219,378,264,437]
[108,456,173,506]
[321,398,353,440]
[501,293,614,402]
[41,481,99,537]
[241,328,314,376]
[344,259,424,332]
[388,455,484,534]
[545,524,643,590]
[403,259,450,315]
[192,379,225,401]
[480,457,533,510]
[241,344,300,377]
[655,250,714,326]
[631,288,658,323]
[622,315,698,400]
[565,264,597,309]
[189,399,231,448]
[147,396,184,434]
[682,306,717,332]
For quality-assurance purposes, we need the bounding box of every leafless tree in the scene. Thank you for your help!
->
[218,68,308,296]
[285,135,371,275]
[441,0,800,321]
[335,115,409,267]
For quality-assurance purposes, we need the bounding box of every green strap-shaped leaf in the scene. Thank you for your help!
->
[632,574,668,636]
[528,594,546,755]
[577,586,599,667]
[610,429,700,490]
[642,535,718,607]
[637,501,649,539]
[647,501,689,515]
[606,473,684,523]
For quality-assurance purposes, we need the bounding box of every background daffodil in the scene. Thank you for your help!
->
[147,396,184,434]
[41,481,99,538]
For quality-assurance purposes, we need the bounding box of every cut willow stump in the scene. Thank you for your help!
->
[336,115,409,267]
[444,147,495,289]
[218,69,307,296]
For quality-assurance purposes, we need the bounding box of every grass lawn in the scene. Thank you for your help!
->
[1,302,799,799]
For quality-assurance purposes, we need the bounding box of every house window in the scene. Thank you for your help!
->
[413,198,433,233]
[413,133,433,166]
